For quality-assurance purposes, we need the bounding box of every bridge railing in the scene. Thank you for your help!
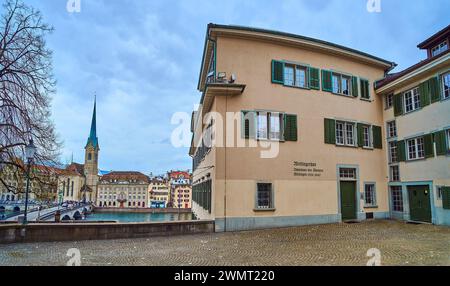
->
[38,204,91,221]
[0,203,76,222]
[0,207,40,221]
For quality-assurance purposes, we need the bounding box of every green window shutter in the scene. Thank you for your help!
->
[443,187,450,210]
[309,67,320,90]
[419,80,431,107]
[284,114,298,141]
[434,130,447,156]
[364,80,370,99]
[357,123,364,147]
[352,77,359,97]
[393,94,403,116]
[324,118,336,144]
[397,140,406,162]
[373,125,382,149]
[242,111,256,139]
[321,70,332,92]
[424,134,434,158]
[271,60,284,84]
[360,79,370,99]
[429,77,441,103]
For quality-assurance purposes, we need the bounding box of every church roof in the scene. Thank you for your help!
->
[67,163,85,176]
[86,98,99,149]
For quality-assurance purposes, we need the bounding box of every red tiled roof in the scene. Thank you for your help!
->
[33,165,80,177]
[375,48,450,89]
[67,163,85,176]
[168,171,191,179]
[100,171,150,183]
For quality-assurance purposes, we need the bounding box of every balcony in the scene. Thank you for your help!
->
[200,80,246,115]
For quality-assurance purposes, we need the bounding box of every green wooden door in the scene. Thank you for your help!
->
[340,181,357,220]
[408,185,432,223]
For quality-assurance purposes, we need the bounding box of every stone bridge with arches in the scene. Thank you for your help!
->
[3,204,93,222]
[39,204,94,222]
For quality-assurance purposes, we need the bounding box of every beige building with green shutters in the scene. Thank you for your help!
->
[375,25,450,226]
[190,24,450,232]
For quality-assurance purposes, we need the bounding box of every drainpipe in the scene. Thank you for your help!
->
[206,34,225,231]
[224,94,228,232]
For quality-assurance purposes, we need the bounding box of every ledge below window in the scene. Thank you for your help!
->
[364,205,379,209]
[253,208,276,212]
[335,144,358,148]
[362,146,374,150]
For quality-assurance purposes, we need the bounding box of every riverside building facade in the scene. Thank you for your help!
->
[97,171,150,208]
[190,24,450,232]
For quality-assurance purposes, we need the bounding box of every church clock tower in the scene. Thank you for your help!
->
[84,97,99,202]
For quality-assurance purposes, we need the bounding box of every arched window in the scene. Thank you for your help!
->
[88,153,92,161]
[71,181,74,197]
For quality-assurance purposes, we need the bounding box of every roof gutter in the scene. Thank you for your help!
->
[197,23,217,92]
[209,24,396,69]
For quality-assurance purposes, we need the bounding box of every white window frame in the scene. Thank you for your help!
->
[336,121,356,146]
[431,41,448,57]
[339,168,357,180]
[256,112,268,140]
[391,186,403,212]
[364,183,377,207]
[269,113,282,140]
[284,63,308,88]
[284,65,295,87]
[390,165,400,182]
[345,123,355,146]
[332,73,352,96]
[256,111,284,141]
[407,137,425,161]
[442,71,450,100]
[363,125,372,148]
[387,121,397,138]
[389,141,398,163]
[447,129,450,152]
[385,93,393,109]
[336,122,345,145]
[404,88,420,113]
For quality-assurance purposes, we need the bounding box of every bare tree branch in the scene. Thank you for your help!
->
[0,0,61,200]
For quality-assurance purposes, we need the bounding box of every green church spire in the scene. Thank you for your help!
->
[86,97,99,149]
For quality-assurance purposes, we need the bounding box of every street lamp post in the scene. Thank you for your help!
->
[23,139,37,225]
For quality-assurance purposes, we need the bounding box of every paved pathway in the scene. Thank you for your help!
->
[0,220,449,266]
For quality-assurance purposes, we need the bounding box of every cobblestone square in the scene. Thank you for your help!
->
[0,220,449,266]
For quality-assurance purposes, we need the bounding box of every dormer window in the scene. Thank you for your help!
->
[431,41,448,57]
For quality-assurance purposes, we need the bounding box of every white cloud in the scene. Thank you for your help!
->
[26,0,450,174]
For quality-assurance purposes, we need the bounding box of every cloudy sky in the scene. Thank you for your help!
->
[23,0,449,175]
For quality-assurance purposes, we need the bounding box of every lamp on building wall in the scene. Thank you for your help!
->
[23,139,37,225]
